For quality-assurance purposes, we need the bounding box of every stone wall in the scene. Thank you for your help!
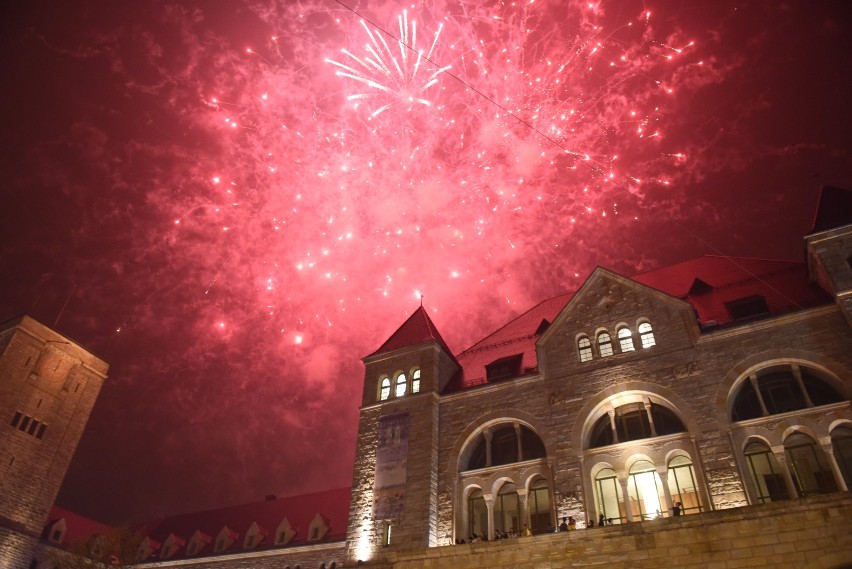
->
[372,493,852,569]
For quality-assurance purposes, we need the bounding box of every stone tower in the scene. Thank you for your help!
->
[346,307,458,564]
[805,186,852,327]
[0,316,108,568]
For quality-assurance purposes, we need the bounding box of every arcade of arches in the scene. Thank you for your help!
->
[455,363,850,539]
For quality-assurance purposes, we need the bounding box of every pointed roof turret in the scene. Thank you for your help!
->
[369,306,453,357]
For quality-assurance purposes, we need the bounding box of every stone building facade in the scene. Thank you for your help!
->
[344,187,852,566]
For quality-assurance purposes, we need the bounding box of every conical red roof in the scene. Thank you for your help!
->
[368,306,453,357]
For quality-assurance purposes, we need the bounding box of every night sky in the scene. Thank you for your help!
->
[1,0,851,526]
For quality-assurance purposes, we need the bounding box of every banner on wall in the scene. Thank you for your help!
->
[373,412,409,520]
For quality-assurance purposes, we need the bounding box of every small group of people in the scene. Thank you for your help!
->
[557,516,577,531]
[458,523,533,544]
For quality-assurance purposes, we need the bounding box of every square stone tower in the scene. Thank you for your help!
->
[0,316,108,568]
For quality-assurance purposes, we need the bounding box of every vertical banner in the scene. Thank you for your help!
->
[373,412,409,520]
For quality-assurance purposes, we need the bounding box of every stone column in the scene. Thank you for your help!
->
[515,422,523,461]
[484,429,493,467]
[644,398,657,437]
[791,365,815,407]
[608,408,618,444]
[820,437,848,492]
[517,489,529,534]
[772,446,800,499]
[656,466,674,516]
[484,494,495,541]
[618,474,633,523]
[750,373,770,416]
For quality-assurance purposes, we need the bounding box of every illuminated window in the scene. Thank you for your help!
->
[597,332,613,358]
[667,455,702,515]
[588,402,685,449]
[627,460,666,520]
[577,336,593,362]
[528,478,551,534]
[395,373,407,397]
[382,523,392,546]
[379,377,390,401]
[594,468,624,524]
[411,369,421,393]
[617,327,634,352]
[468,489,486,539]
[494,483,520,534]
[638,322,655,348]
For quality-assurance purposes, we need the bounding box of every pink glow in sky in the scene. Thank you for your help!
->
[1,0,851,525]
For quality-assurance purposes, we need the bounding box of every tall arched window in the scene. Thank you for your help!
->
[395,373,407,397]
[597,332,613,358]
[379,377,391,401]
[594,468,624,524]
[468,489,486,539]
[617,327,635,352]
[494,483,520,534]
[667,455,702,514]
[577,336,593,362]
[744,441,789,503]
[627,460,666,520]
[528,478,551,534]
[411,369,421,393]
[638,322,656,348]
[831,426,852,488]
[785,432,837,496]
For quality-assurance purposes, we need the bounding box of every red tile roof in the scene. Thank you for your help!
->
[444,256,829,392]
[42,505,113,547]
[139,487,350,559]
[369,305,454,357]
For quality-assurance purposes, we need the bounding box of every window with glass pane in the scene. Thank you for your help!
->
[617,327,635,352]
[468,490,487,539]
[638,322,656,348]
[628,461,665,520]
[494,483,520,533]
[598,332,613,357]
[785,432,837,496]
[801,371,843,406]
[594,468,624,524]
[578,336,593,362]
[744,441,788,503]
[528,479,551,534]
[731,380,762,421]
[395,373,407,397]
[379,377,391,401]
[759,371,806,414]
[491,426,519,466]
[667,456,702,514]
[615,404,652,443]
[589,414,614,448]
[831,426,852,488]
[411,369,421,393]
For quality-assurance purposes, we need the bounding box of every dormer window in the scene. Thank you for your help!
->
[617,327,634,352]
[726,295,769,321]
[379,376,390,401]
[395,373,407,397]
[485,354,523,381]
[411,369,421,393]
[577,336,592,362]
[638,322,655,348]
[597,332,613,357]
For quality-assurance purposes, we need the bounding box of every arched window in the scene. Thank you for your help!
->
[638,322,656,348]
[627,460,666,520]
[461,424,546,471]
[577,336,593,362]
[588,401,685,449]
[597,331,613,358]
[594,468,624,524]
[494,483,520,534]
[411,369,421,394]
[831,426,852,488]
[468,489,486,539]
[744,441,789,503]
[378,377,390,401]
[617,327,635,352]
[667,455,702,514]
[528,478,551,534]
[730,365,845,421]
[395,373,407,397]
[785,432,837,496]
